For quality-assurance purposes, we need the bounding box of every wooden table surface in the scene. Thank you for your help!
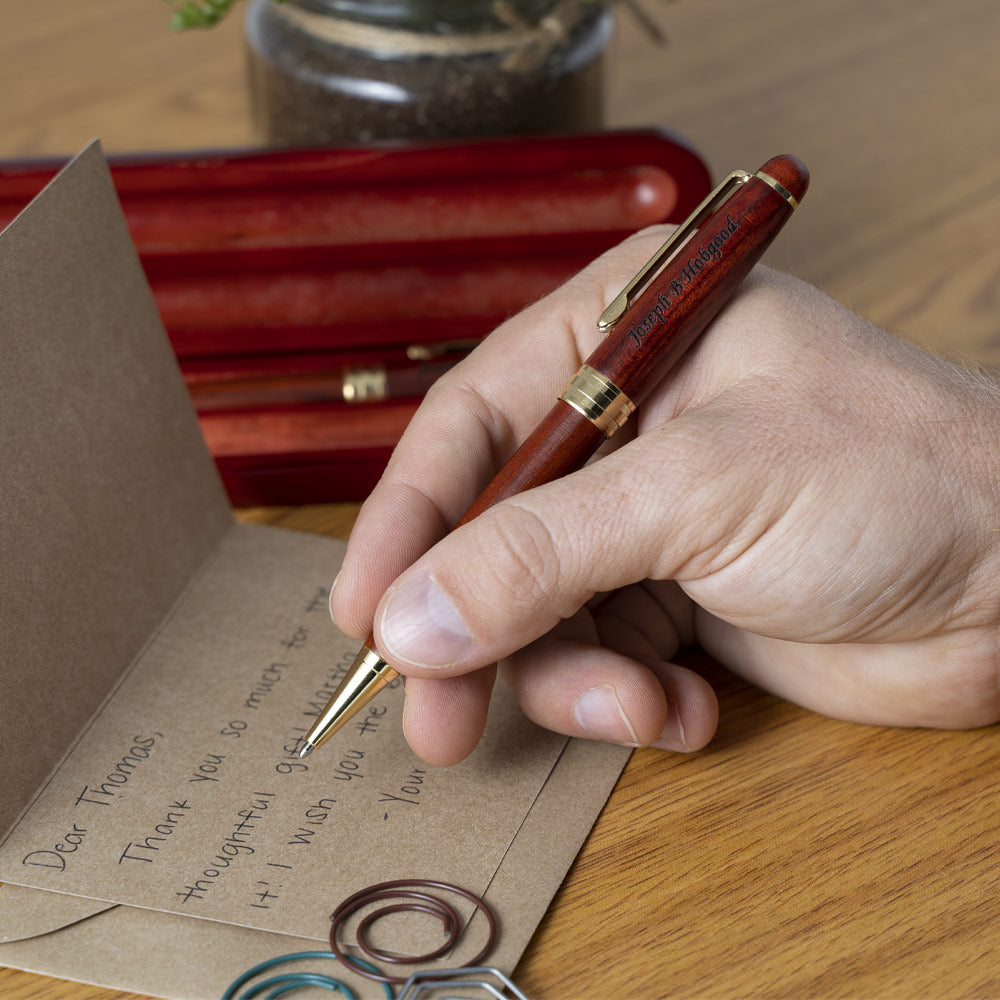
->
[3,1,999,997]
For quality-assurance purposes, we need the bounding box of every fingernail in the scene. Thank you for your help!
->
[378,573,473,669]
[327,574,339,620]
[651,699,689,751]
[573,685,640,745]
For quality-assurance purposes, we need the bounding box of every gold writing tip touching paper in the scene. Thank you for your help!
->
[0,144,630,998]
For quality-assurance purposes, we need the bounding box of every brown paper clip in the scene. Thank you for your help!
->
[329,879,497,985]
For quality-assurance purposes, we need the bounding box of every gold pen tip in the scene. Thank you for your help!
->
[298,741,315,759]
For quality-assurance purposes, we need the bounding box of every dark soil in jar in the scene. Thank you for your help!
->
[246,3,613,146]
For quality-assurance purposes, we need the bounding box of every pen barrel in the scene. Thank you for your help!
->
[586,157,807,405]
[188,360,455,411]
[454,156,808,528]
[456,405,604,527]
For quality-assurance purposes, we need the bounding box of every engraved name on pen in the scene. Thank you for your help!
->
[626,213,740,349]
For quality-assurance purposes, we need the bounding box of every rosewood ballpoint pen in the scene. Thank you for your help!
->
[298,154,809,758]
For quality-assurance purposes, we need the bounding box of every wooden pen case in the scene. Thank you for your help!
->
[0,129,710,505]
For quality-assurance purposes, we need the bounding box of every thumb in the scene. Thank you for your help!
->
[370,401,767,676]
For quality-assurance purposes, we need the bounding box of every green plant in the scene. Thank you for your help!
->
[164,0,607,31]
[165,0,284,30]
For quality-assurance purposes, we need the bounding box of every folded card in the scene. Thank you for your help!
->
[0,144,629,998]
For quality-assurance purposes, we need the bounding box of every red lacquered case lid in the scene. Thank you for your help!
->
[0,130,711,505]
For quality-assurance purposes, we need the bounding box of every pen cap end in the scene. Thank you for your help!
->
[759,154,809,205]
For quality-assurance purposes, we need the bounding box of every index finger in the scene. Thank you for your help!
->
[331,225,672,640]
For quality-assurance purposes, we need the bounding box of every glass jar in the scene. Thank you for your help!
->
[244,0,615,147]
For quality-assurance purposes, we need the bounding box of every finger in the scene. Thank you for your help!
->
[503,585,719,751]
[646,658,719,751]
[504,638,718,751]
[401,666,497,766]
[590,582,716,749]
[593,579,697,658]
[331,226,675,639]
[506,637,666,745]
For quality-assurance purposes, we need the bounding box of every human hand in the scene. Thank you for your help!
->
[330,227,1000,765]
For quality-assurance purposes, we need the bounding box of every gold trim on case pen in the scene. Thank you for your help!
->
[342,365,389,403]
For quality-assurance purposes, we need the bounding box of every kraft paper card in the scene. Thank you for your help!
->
[0,144,630,998]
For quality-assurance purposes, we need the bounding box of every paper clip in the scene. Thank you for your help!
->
[397,966,530,1000]
[221,950,393,1000]
[329,878,497,985]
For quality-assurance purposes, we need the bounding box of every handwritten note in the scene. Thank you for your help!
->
[0,525,566,942]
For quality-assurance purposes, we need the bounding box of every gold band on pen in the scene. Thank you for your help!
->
[559,364,635,438]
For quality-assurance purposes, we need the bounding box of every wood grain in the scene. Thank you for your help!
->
[3,1,1000,998]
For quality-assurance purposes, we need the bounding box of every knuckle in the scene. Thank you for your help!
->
[447,379,518,466]
[583,225,673,306]
[473,503,569,618]
[385,375,517,490]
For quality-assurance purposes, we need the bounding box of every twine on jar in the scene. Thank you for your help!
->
[275,0,591,72]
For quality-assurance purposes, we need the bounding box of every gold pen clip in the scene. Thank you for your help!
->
[597,169,753,332]
[406,338,481,361]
